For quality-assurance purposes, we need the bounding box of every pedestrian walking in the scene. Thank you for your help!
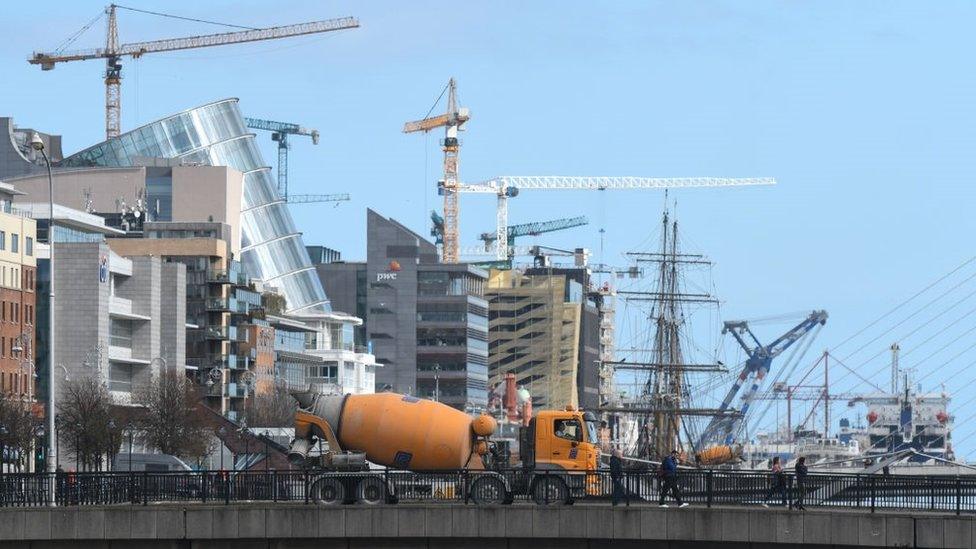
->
[658,449,688,507]
[762,456,788,507]
[610,447,625,506]
[792,456,808,510]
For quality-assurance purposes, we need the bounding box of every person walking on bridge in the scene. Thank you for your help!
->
[658,449,688,507]
[791,456,808,510]
[762,456,788,508]
[610,447,625,506]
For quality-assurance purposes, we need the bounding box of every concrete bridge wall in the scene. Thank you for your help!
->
[0,504,973,548]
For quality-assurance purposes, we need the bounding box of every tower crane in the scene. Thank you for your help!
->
[478,216,589,253]
[285,193,350,205]
[28,4,359,139]
[462,176,778,260]
[245,118,319,200]
[697,310,828,449]
[403,79,469,264]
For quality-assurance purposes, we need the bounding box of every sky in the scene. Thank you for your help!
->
[3,1,976,456]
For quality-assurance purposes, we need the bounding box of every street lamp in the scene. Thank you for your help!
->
[53,414,64,470]
[216,426,226,471]
[263,430,271,471]
[107,419,116,471]
[30,131,56,505]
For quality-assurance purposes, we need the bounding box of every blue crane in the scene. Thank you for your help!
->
[245,117,319,200]
[698,310,828,448]
[478,216,588,250]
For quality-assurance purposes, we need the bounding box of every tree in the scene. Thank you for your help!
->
[0,393,40,472]
[246,384,297,427]
[57,376,119,471]
[135,370,211,461]
[261,292,287,317]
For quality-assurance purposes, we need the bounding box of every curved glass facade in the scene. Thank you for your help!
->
[63,99,331,314]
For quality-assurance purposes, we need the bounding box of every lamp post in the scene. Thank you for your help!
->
[107,419,116,472]
[0,425,8,475]
[30,132,56,505]
[216,426,226,471]
[433,363,441,402]
[53,414,63,470]
[126,423,134,472]
[263,430,271,471]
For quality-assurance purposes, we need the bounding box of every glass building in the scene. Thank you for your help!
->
[62,99,331,315]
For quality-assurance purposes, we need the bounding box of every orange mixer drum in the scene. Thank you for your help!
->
[312,392,485,471]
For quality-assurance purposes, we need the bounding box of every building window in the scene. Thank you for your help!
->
[108,363,132,393]
[25,237,32,257]
[110,318,134,348]
[11,234,18,254]
[0,231,5,251]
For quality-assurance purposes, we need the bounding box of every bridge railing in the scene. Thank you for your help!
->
[0,469,973,513]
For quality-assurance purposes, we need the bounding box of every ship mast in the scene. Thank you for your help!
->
[608,206,722,459]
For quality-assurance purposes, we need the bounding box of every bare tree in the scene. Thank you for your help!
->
[135,370,211,462]
[0,393,40,472]
[57,376,119,471]
[246,384,297,427]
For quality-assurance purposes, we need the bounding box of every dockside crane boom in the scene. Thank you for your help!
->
[245,117,320,200]
[698,310,828,447]
[29,5,359,139]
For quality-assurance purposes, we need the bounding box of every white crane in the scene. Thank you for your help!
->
[462,176,778,259]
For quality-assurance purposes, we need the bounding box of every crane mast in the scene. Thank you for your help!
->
[245,117,320,199]
[404,79,469,263]
[29,5,359,139]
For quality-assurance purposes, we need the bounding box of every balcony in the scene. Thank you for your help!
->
[109,296,150,321]
[207,268,248,287]
[204,325,237,341]
[207,297,242,312]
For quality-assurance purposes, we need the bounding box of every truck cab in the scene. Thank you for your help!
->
[519,407,599,471]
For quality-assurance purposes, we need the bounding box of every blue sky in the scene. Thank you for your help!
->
[4,1,976,455]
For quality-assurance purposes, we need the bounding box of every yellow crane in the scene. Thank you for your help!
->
[28,4,359,140]
[403,78,469,263]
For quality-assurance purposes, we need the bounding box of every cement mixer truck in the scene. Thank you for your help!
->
[287,391,600,505]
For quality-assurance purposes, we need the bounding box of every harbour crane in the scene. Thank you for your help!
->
[698,310,829,448]
[28,4,359,139]
[245,118,319,200]
[404,78,469,263]
[478,216,589,253]
[462,176,778,260]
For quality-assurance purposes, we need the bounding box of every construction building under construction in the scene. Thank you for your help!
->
[485,267,601,411]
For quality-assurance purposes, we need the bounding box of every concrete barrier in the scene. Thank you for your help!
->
[0,504,969,548]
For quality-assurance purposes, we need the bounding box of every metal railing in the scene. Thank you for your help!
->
[0,469,974,512]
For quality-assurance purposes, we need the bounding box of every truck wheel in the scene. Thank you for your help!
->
[311,477,345,505]
[469,476,506,505]
[532,476,569,505]
[356,477,387,505]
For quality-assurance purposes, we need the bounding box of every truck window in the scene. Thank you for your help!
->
[554,419,582,442]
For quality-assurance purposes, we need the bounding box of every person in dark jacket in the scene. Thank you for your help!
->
[792,456,808,510]
[762,456,788,507]
[658,450,688,507]
[610,447,625,505]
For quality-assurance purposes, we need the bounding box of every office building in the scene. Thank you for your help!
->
[0,183,37,406]
[316,209,488,411]
[50,241,186,405]
[267,313,378,396]
[107,222,261,420]
[486,267,602,410]
[56,99,332,316]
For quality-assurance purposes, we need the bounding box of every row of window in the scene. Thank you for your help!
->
[0,266,34,291]
[0,371,30,395]
[0,232,32,257]
[0,300,32,325]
